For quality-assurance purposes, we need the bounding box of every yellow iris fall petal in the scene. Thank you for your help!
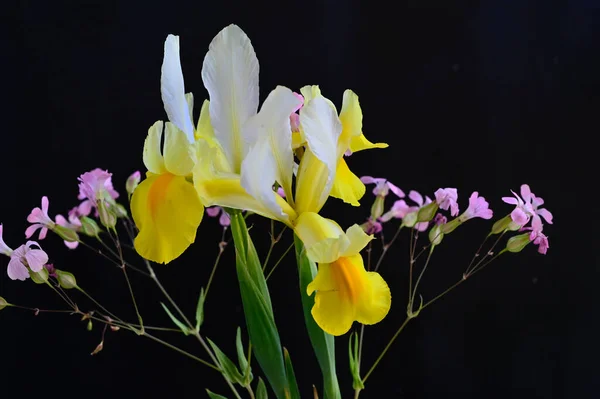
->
[329,158,365,207]
[131,172,203,264]
[306,254,391,336]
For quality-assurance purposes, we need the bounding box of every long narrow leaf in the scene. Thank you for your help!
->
[283,348,300,399]
[294,235,341,399]
[229,211,299,399]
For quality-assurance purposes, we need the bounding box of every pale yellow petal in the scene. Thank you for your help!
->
[163,122,195,176]
[295,149,329,214]
[349,133,389,153]
[355,271,392,325]
[294,212,347,264]
[185,92,194,123]
[131,173,203,264]
[201,24,259,172]
[299,85,322,103]
[195,99,217,144]
[341,224,373,258]
[143,121,166,175]
[329,158,366,207]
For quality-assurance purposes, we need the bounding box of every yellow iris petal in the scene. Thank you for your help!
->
[329,158,365,206]
[337,90,362,155]
[306,254,391,336]
[131,173,203,264]
[295,149,330,214]
[349,133,388,153]
[294,212,346,263]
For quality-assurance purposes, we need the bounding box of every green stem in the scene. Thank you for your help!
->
[361,316,411,384]
[408,246,435,312]
[373,224,403,272]
[142,331,220,372]
[265,241,294,281]
[205,229,229,299]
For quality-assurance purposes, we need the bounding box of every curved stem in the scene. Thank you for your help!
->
[373,224,403,272]
[265,241,294,281]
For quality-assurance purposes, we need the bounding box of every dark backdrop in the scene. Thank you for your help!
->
[1,1,597,398]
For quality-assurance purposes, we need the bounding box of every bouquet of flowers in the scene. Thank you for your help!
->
[0,25,554,398]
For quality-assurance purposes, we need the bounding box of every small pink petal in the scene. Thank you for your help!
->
[55,214,68,227]
[41,196,49,215]
[65,240,79,249]
[25,224,41,239]
[520,184,532,203]
[27,208,44,224]
[7,257,29,281]
[219,212,231,227]
[78,200,93,217]
[39,227,48,240]
[276,187,286,198]
[206,207,221,217]
[387,182,405,198]
[537,208,553,224]
[408,190,424,206]
[511,208,529,225]
[25,249,48,272]
[360,176,377,185]
[502,197,518,205]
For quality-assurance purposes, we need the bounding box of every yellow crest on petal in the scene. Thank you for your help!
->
[131,173,203,264]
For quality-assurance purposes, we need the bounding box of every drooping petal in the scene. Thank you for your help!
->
[349,133,389,153]
[64,240,79,250]
[206,206,221,217]
[161,35,195,143]
[409,190,424,206]
[143,121,167,174]
[201,24,259,172]
[163,122,195,176]
[337,90,363,155]
[24,224,41,239]
[501,196,519,205]
[355,271,392,325]
[537,208,553,224]
[306,261,356,336]
[329,158,366,206]
[131,173,203,264]
[242,86,302,203]
[295,95,343,213]
[7,257,29,281]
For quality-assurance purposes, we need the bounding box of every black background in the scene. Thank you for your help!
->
[1,1,597,398]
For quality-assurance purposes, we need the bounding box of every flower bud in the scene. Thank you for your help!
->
[87,320,93,331]
[441,218,462,234]
[30,267,49,284]
[113,203,129,218]
[126,171,141,196]
[56,270,78,289]
[80,216,102,237]
[428,225,444,246]
[506,233,531,253]
[53,225,79,242]
[98,201,117,229]
[417,202,439,222]
[370,196,385,220]
[491,215,512,235]
[0,296,9,310]
[402,212,418,228]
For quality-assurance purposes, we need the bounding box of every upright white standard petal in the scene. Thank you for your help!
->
[201,24,259,172]
[240,139,285,221]
[298,95,343,209]
[243,86,303,203]
[161,35,195,143]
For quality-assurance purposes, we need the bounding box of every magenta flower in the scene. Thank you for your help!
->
[434,188,459,216]
[44,263,57,278]
[360,176,405,198]
[461,192,493,220]
[7,241,48,281]
[0,224,13,256]
[25,196,55,240]
[361,217,383,234]
[78,168,119,205]
[532,232,549,254]
[433,213,447,226]
[206,206,230,227]
[380,199,415,222]
[126,171,142,195]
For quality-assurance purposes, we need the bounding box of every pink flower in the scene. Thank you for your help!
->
[408,190,433,231]
[78,168,119,204]
[361,217,383,234]
[380,199,415,222]
[45,263,57,278]
[7,241,48,281]
[126,171,142,195]
[532,232,549,254]
[461,192,493,220]
[206,206,230,227]
[55,215,80,249]
[0,224,14,256]
[25,196,55,240]
[434,188,459,216]
[276,187,286,198]
[433,213,447,226]
[502,184,553,229]
[360,176,405,198]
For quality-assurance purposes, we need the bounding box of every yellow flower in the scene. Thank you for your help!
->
[294,212,391,336]
[131,35,203,264]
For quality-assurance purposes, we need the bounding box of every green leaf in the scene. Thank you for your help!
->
[195,287,206,332]
[283,348,300,399]
[294,235,341,399]
[229,210,297,399]
[207,337,245,385]
[160,303,190,335]
[256,377,268,399]
[235,327,253,383]
[206,390,228,399]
